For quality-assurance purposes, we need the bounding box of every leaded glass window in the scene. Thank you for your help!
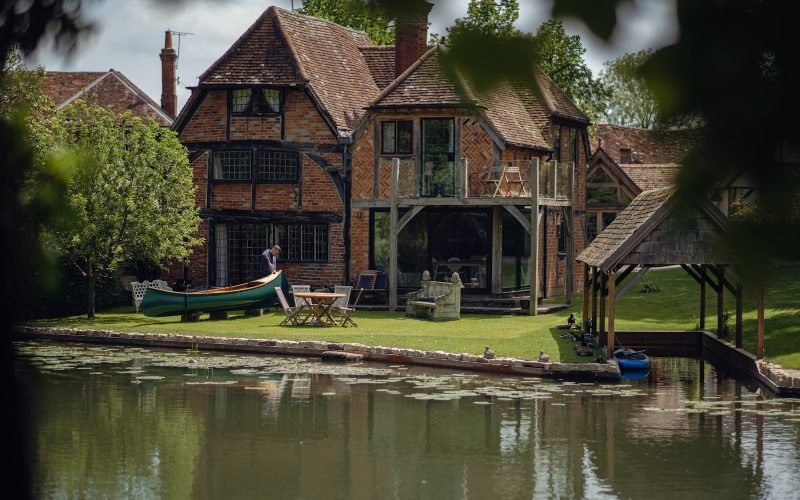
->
[231,87,282,115]
[257,151,299,182]
[231,89,252,113]
[213,151,251,181]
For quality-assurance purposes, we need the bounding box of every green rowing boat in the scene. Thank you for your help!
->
[140,272,284,317]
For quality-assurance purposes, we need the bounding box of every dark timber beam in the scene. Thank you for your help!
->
[607,270,617,358]
[715,265,725,338]
[591,267,598,334]
[736,282,743,348]
[757,287,765,359]
[582,263,590,325]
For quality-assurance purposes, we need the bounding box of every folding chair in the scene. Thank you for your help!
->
[480,164,505,197]
[276,288,302,326]
[291,285,312,307]
[504,164,528,197]
[333,285,360,327]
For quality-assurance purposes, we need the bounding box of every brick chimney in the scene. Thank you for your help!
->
[394,2,433,77]
[160,30,177,118]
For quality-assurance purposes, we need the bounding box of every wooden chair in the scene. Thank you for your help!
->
[276,288,302,326]
[291,285,312,307]
[332,285,359,327]
[480,164,505,197]
[504,164,528,197]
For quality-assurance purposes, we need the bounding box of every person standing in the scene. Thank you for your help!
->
[259,245,281,276]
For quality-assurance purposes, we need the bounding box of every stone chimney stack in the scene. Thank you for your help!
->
[160,30,178,118]
[394,2,433,77]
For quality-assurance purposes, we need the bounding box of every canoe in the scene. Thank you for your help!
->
[140,272,284,317]
[614,347,651,371]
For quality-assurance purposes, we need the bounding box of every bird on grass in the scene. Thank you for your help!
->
[538,350,551,363]
[484,347,496,359]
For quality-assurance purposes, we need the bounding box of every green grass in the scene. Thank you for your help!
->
[29,266,800,367]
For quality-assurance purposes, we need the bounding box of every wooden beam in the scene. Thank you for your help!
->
[591,267,598,333]
[700,269,706,330]
[389,158,399,312]
[735,282,743,348]
[582,263,590,325]
[607,271,616,358]
[757,287,765,359]
[599,272,606,336]
[716,265,725,338]
[529,158,540,316]
[613,264,637,289]
[693,264,720,293]
[615,266,651,301]
[503,205,531,235]
[681,264,703,286]
[491,207,502,294]
[397,205,423,233]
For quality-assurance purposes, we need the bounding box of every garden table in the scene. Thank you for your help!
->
[294,292,346,327]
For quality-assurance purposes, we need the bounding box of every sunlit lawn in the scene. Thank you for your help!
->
[30,266,800,367]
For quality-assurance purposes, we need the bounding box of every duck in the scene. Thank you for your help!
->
[483,347,496,359]
[538,350,551,363]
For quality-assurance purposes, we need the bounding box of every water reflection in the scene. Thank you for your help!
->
[16,341,800,499]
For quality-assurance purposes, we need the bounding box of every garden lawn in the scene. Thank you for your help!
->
[29,266,800,367]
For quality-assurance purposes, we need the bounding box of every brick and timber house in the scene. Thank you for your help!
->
[587,124,705,242]
[168,4,591,310]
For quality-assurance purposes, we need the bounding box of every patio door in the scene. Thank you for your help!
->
[421,118,455,197]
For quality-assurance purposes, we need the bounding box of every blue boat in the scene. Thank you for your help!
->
[614,347,651,371]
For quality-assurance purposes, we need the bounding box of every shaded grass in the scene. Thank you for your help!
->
[29,266,800,367]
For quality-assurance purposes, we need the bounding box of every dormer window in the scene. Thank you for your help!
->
[619,148,632,164]
[231,88,281,115]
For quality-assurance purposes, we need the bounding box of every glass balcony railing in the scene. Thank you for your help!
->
[382,158,574,204]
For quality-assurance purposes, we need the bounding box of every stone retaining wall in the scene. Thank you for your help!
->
[14,326,620,382]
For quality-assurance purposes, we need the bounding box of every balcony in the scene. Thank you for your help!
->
[384,158,573,206]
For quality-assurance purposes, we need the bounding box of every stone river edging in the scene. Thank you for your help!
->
[14,326,621,382]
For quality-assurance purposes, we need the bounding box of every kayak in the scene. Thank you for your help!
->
[140,272,284,317]
[614,347,651,371]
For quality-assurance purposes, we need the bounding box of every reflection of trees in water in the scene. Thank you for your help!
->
[29,360,800,499]
[32,372,201,499]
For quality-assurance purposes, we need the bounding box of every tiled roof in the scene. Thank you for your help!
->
[41,71,106,104]
[194,7,589,144]
[593,123,703,164]
[42,70,173,126]
[199,7,378,134]
[371,47,578,150]
[276,8,378,132]
[534,68,589,124]
[359,45,396,89]
[199,9,301,86]
[577,187,675,269]
[619,163,681,192]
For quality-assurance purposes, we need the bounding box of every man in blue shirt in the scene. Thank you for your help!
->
[259,245,281,276]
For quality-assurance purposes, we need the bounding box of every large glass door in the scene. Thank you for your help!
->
[421,118,455,197]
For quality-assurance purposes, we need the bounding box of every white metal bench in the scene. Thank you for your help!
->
[130,279,172,312]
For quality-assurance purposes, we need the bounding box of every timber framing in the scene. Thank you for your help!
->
[577,187,766,360]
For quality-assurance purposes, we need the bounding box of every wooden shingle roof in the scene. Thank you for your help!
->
[576,187,731,271]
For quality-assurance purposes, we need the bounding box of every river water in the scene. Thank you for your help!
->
[15,340,800,499]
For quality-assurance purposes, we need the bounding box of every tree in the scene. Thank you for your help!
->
[298,0,395,45]
[600,50,657,128]
[437,3,607,125]
[530,20,608,125]
[440,0,520,44]
[49,101,201,318]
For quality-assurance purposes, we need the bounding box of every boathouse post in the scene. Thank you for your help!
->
[565,163,576,305]
[582,264,590,325]
[699,264,706,330]
[715,265,725,338]
[599,272,606,337]
[757,287,765,359]
[389,158,399,312]
[607,270,616,357]
[591,267,598,333]
[735,281,743,348]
